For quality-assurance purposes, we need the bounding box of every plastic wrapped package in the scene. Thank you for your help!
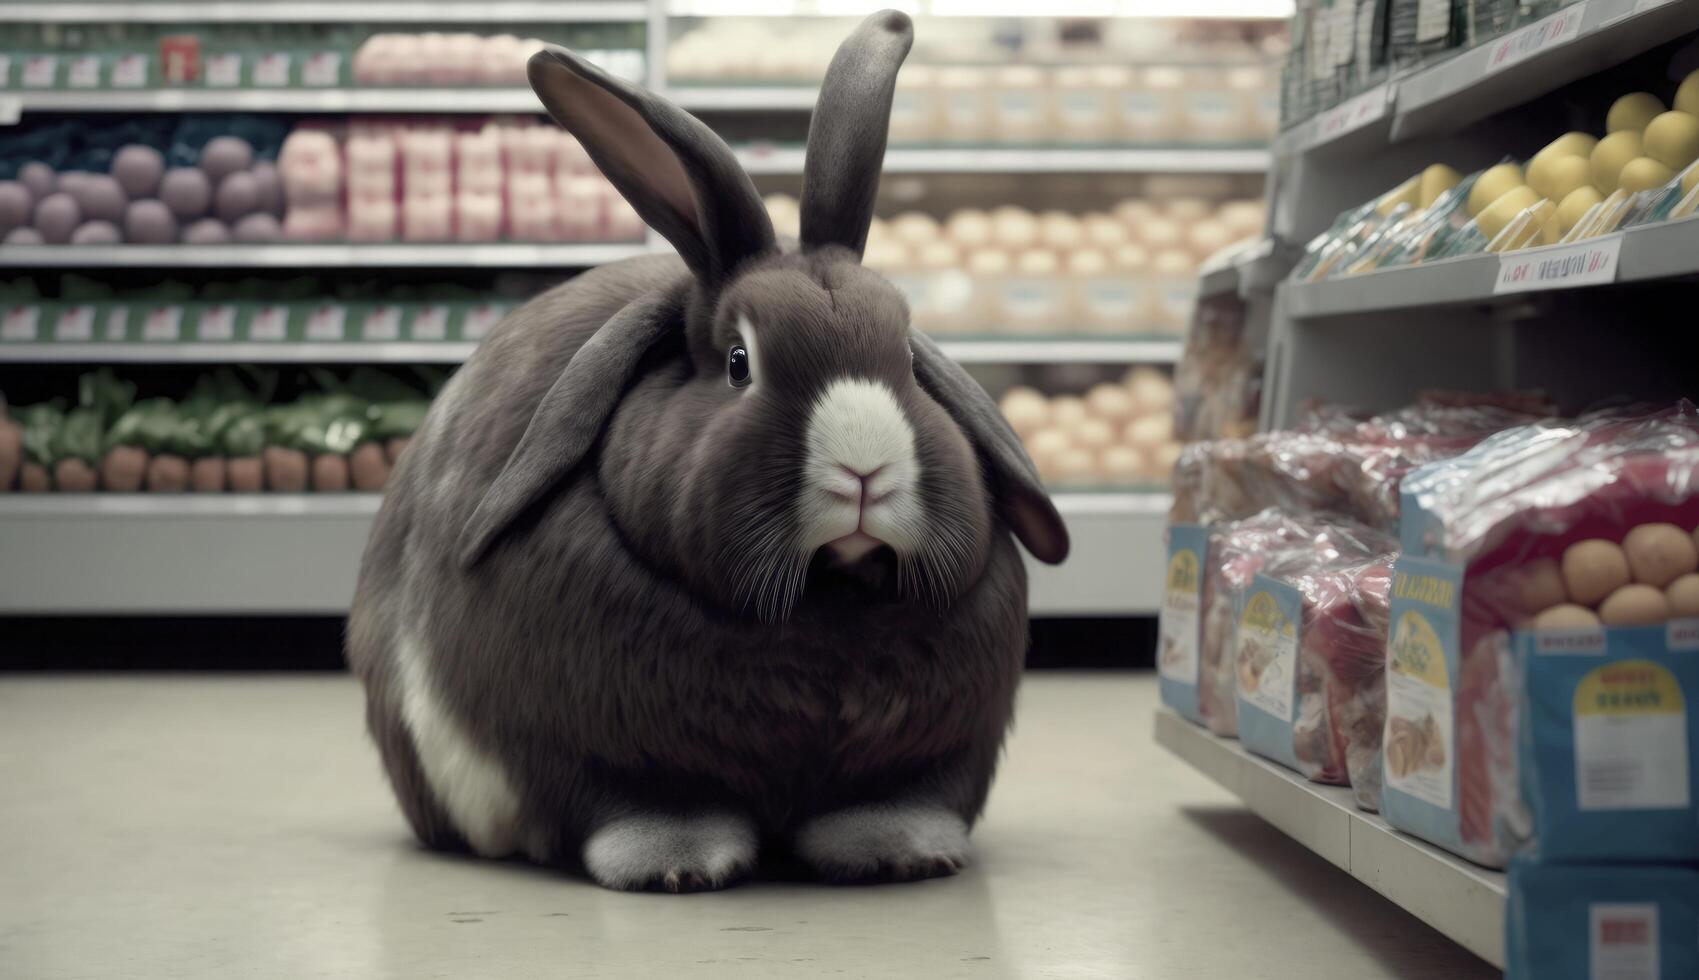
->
[1507,860,1699,980]
[1172,292,1260,445]
[1383,402,1699,867]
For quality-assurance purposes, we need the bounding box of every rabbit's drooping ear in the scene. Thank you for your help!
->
[458,290,683,568]
[528,47,774,284]
[910,330,1070,565]
[799,10,913,258]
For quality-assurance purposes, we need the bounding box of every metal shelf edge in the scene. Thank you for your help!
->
[0,242,654,268]
[6,2,649,22]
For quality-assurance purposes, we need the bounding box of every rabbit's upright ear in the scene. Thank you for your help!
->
[910,330,1070,564]
[528,47,774,283]
[799,10,913,258]
[458,290,682,569]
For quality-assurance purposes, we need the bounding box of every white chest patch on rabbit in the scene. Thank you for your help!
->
[396,634,521,858]
[801,378,923,563]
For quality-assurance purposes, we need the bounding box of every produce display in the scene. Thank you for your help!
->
[0,368,434,494]
[998,367,1181,490]
[1295,65,1699,280]
[771,195,1263,335]
[0,22,641,90]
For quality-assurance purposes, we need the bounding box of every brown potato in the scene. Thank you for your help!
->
[311,454,350,492]
[146,454,190,492]
[100,445,149,492]
[385,436,410,465]
[19,461,50,492]
[0,419,21,490]
[227,456,264,493]
[53,458,98,492]
[350,442,390,491]
[264,447,308,492]
[190,457,227,493]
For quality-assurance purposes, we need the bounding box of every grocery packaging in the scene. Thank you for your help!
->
[1506,860,1699,980]
[1382,403,1699,867]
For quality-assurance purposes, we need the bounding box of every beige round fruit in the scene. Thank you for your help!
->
[1124,367,1172,413]
[1599,583,1672,626]
[1667,572,1699,617]
[1085,383,1136,424]
[1624,522,1699,587]
[1049,395,1089,429]
[1083,213,1128,250]
[1038,211,1084,251]
[1419,163,1463,208]
[1137,217,1183,250]
[1476,185,1541,241]
[889,212,940,246]
[946,208,993,249]
[1072,417,1114,451]
[1164,197,1211,222]
[1509,558,1569,616]
[1562,538,1632,605]
[1642,111,1699,171]
[1606,92,1665,134]
[990,206,1038,250]
[1678,70,1699,118]
[1125,413,1173,448]
[1048,447,1098,488]
[1619,157,1676,193]
[1467,163,1526,217]
[1533,603,1602,630]
[1378,175,1421,216]
[1025,427,1072,468]
[1146,442,1182,480]
[1685,164,1699,198]
[1098,445,1147,484]
[1527,134,1598,199]
[1557,186,1605,234]
[1541,155,1593,204]
[1000,386,1050,436]
[1591,131,1643,194]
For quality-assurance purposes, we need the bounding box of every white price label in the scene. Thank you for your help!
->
[411,305,450,341]
[2,305,39,341]
[1589,904,1660,980]
[462,304,507,341]
[301,52,341,87]
[250,305,289,341]
[67,55,101,89]
[22,55,57,88]
[1494,234,1622,294]
[205,53,242,87]
[304,305,346,341]
[111,54,147,88]
[1307,85,1392,149]
[102,307,130,341]
[1484,2,1587,75]
[142,306,183,341]
[362,306,402,341]
[253,53,291,87]
[197,305,237,341]
[54,305,96,341]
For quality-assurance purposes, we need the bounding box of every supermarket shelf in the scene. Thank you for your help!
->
[0,242,653,269]
[1284,216,1699,318]
[0,491,1169,615]
[1196,236,1295,300]
[0,337,1180,365]
[667,86,820,111]
[736,145,1272,175]
[668,0,1294,16]
[5,2,649,22]
[7,88,551,115]
[1154,709,1507,969]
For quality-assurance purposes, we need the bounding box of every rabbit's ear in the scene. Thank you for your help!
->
[458,291,681,568]
[910,330,1070,565]
[528,47,774,283]
[799,10,913,258]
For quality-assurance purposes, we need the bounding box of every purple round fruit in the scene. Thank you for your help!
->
[70,220,122,245]
[18,162,55,199]
[56,170,92,193]
[199,136,254,182]
[111,145,165,198]
[158,168,212,221]
[4,226,44,245]
[214,171,259,222]
[123,199,178,244]
[181,218,230,244]
[71,174,127,224]
[0,181,32,235]
[34,193,82,244]
[249,161,283,216]
[232,212,281,243]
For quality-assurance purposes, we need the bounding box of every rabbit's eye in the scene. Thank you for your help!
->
[727,345,751,388]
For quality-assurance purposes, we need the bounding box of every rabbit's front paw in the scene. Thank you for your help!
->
[583,812,757,893]
[794,804,969,883]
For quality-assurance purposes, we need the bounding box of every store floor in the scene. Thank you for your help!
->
[0,673,1496,979]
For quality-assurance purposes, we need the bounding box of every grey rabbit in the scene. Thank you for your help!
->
[347,9,1069,892]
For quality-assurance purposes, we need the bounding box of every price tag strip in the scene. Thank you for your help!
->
[1483,1,1589,76]
[1292,84,1394,154]
[1494,234,1623,294]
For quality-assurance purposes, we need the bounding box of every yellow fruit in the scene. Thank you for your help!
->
[1557,186,1603,234]
[1476,185,1541,241]
[1684,163,1699,197]
[1676,70,1699,118]
[1642,111,1699,171]
[1591,130,1643,193]
[1618,156,1676,193]
[1467,162,1526,217]
[1377,175,1420,216]
[1606,92,1666,133]
[1526,132,1598,198]
[1418,163,1463,208]
[1542,155,1592,202]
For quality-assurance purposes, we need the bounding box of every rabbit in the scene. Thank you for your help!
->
[346,9,1069,893]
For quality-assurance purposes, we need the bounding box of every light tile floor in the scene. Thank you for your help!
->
[0,673,1497,979]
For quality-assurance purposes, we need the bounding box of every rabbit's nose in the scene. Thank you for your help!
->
[835,463,894,506]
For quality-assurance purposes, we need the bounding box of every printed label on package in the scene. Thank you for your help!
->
[102,307,130,341]
[1082,280,1140,320]
[110,54,147,88]
[196,305,237,342]
[250,306,289,341]
[1485,2,1587,74]
[410,305,450,341]
[205,53,242,87]
[253,53,291,87]
[1120,92,1166,129]
[1158,525,1205,686]
[304,305,346,341]
[1589,903,1660,980]
[55,305,95,341]
[1236,581,1298,722]
[142,306,182,341]
[1572,660,1690,811]
[1384,557,1460,810]
[362,306,402,341]
[22,55,57,88]
[462,304,507,341]
[67,55,100,88]
[1495,235,1622,294]
[2,305,39,341]
[301,52,341,87]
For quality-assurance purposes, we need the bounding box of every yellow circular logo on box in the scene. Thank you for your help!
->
[1575,660,1685,716]
[1390,610,1449,688]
